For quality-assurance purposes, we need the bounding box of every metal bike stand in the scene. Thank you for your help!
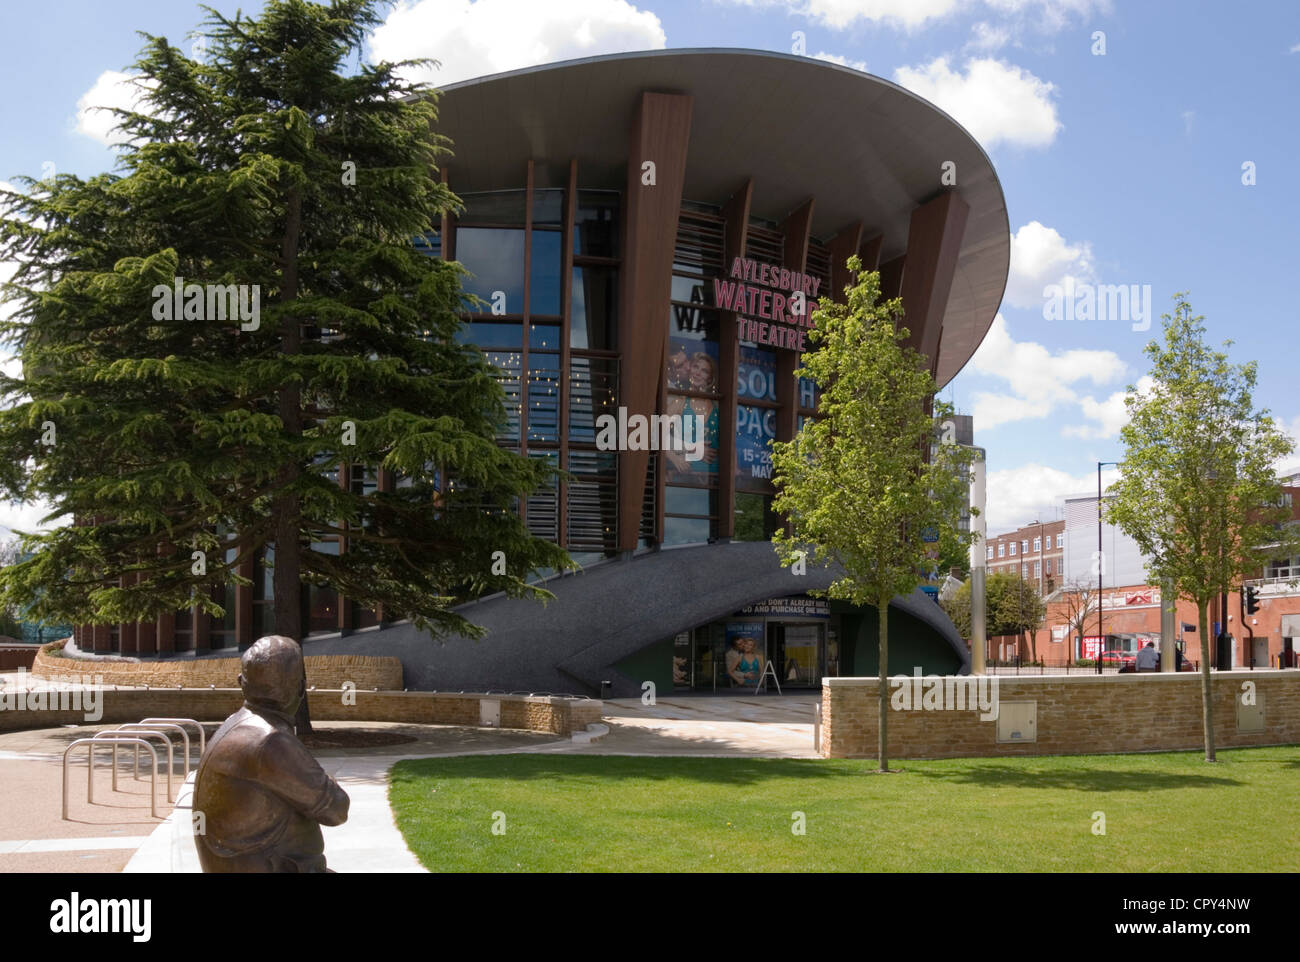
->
[92,729,174,802]
[63,739,159,820]
[139,717,206,756]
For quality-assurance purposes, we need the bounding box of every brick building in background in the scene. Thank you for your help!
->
[985,519,1065,595]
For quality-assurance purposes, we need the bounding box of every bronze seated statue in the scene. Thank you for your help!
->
[193,635,350,872]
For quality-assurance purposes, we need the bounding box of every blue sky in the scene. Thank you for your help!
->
[2,0,1298,534]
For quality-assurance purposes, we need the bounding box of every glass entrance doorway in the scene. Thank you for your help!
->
[766,620,823,688]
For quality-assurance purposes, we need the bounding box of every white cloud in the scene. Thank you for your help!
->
[813,51,868,71]
[1063,375,1154,440]
[892,56,1060,149]
[369,0,666,87]
[1004,220,1095,309]
[1181,109,1195,135]
[74,70,155,146]
[1287,42,1299,53]
[0,499,60,538]
[966,21,1011,51]
[1273,414,1300,477]
[717,0,1106,32]
[966,313,1126,430]
[982,462,1119,534]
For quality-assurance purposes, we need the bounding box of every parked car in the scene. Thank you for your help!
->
[1100,650,1136,669]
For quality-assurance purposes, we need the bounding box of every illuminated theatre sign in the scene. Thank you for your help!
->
[713,257,822,352]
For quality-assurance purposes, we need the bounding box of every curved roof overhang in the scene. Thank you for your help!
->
[431,48,1009,386]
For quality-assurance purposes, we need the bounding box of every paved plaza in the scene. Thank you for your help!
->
[0,693,821,872]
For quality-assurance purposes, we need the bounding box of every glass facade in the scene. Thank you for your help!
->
[98,169,849,652]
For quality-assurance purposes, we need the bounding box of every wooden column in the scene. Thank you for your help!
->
[717,179,753,540]
[879,255,905,300]
[615,91,694,552]
[898,191,970,373]
[858,234,883,271]
[828,221,863,304]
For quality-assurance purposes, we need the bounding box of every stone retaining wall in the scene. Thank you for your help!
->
[0,686,600,737]
[821,670,1300,759]
[31,645,401,691]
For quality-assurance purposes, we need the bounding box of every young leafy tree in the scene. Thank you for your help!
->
[1108,294,1296,761]
[1059,578,1099,664]
[771,256,975,772]
[0,0,572,730]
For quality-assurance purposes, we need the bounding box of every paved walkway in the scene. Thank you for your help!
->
[2,693,822,872]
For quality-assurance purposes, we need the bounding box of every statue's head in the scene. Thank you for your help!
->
[239,635,304,717]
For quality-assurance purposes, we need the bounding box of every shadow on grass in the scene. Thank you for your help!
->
[911,765,1241,792]
[391,753,841,787]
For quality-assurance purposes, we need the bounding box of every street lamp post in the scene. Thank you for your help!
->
[1097,461,1119,674]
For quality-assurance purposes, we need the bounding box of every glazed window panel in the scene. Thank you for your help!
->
[459,190,527,226]
[665,485,716,517]
[527,353,561,444]
[455,321,522,348]
[737,345,777,404]
[532,188,564,227]
[568,356,618,444]
[455,227,525,313]
[667,337,719,394]
[571,266,618,350]
[664,393,720,487]
[484,348,522,442]
[670,302,720,345]
[664,515,712,546]
[574,190,620,258]
[736,403,776,491]
[733,491,780,541]
[530,229,562,316]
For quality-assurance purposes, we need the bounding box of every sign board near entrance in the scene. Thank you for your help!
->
[740,597,830,618]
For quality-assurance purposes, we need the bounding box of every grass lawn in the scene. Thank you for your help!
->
[388,747,1300,872]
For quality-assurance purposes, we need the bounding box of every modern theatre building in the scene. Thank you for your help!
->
[79,49,1011,698]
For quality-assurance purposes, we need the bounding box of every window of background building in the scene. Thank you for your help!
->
[1056,533,1064,548]
[998,543,1005,557]
[1045,559,1052,576]
[1034,561,1041,579]
[1033,536,1041,552]
[1021,539,1028,552]
[1010,542,1017,556]
[987,546,993,560]
[1021,563,1028,578]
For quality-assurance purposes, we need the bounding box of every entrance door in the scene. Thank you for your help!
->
[782,623,823,687]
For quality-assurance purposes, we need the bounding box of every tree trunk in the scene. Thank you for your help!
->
[1197,599,1215,762]
[878,594,889,772]
[274,185,310,734]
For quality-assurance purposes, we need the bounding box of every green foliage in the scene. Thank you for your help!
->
[1108,294,1296,607]
[1107,293,1297,760]
[770,256,975,610]
[0,0,573,637]
[940,571,1044,640]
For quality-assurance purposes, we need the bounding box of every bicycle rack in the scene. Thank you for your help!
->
[63,738,159,820]
[139,717,205,756]
[115,722,192,779]
[92,729,174,802]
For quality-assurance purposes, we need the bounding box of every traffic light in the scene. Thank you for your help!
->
[1244,585,1260,615]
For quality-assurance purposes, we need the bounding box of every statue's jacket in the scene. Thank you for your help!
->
[193,703,350,872]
